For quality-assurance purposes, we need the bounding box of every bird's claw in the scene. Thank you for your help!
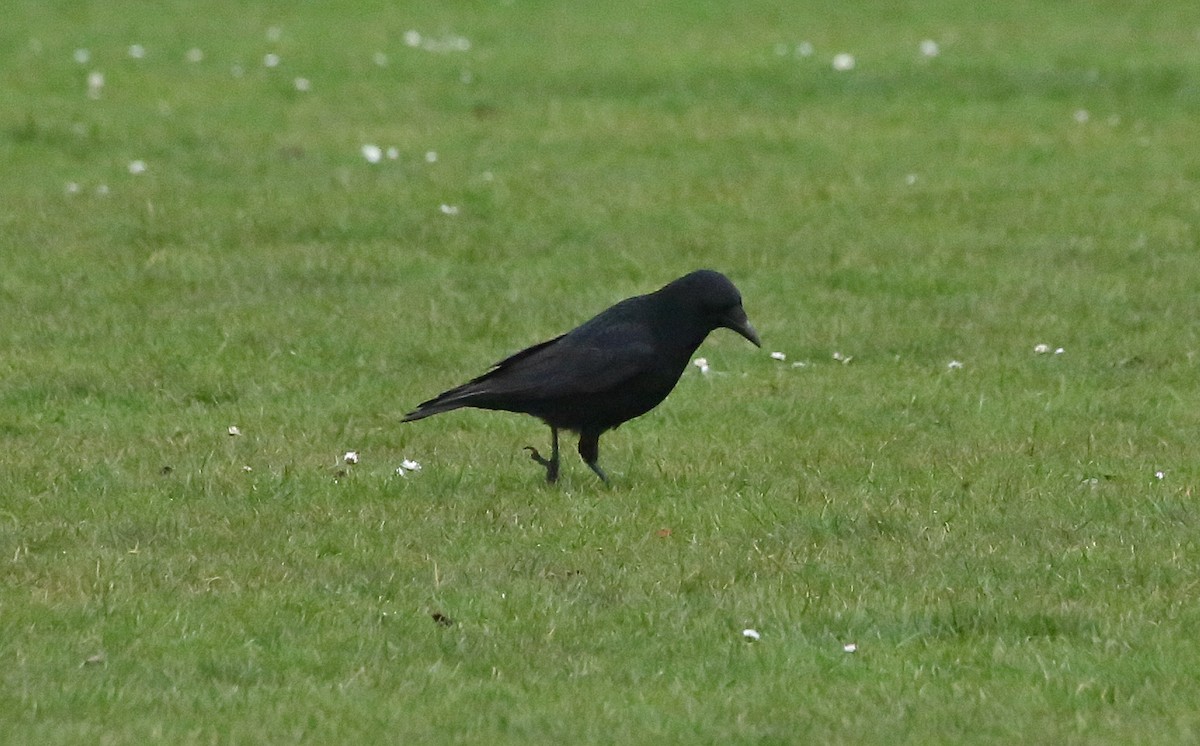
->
[523,446,559,483]
[523,445,549,466]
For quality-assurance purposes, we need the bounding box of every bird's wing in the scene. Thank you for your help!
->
[473,320,657,399]
[488,333,567,370]
[402,313,659,421]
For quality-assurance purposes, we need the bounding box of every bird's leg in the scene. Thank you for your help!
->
[524,426,560,483]
[577,431,609,484]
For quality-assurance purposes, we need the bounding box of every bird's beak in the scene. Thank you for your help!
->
[720,306,761,347]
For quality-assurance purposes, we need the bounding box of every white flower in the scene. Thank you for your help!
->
[185,48,204,63]
[263,53,280,68]
[905,173,918,186]
[742,628,761,642]
[73,48,90,64]
[947,360,963,369]
[397,459,423,476]
[439,204,460,215]
[242,465,253,472]
[796,41,814,57]
[832,351,853,364]
[227,425,242,437]
[65,182,81,195]
[404,30,422,48]
[843,642,858,653]
[293,77,310,92]
[128,160,147,175]
[770,351,787,361]
[128,44,146,59]
[361,144,383,163]
[1074,109,1090,124]
[86,71,104,99]
[919,39,940,58]
[831,53,856,71]
[1155,470,1165,480]
[343,450,360,465]
[692,357,710,374]
[1033,343,1051,354]
[425,150,438,163]
[1054,347,1065,355]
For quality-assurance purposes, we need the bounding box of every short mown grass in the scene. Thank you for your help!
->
[4,1,1200,743]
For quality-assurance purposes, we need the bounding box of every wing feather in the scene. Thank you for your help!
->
[402,321,656,420]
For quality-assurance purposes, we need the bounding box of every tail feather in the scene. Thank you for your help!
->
[404,334,566,422]
[402,399,464,422]
[402,382,487,422]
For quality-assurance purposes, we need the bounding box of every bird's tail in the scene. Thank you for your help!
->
[401,383,483,422]
[401,402,457,422]
[403,345,540,422]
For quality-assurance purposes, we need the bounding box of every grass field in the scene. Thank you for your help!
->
[4,1,1200,743]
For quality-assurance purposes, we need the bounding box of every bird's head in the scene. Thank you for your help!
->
[663,269,761,347]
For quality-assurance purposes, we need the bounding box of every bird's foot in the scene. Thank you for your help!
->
[586,461,610,485]
[523,446,559,483]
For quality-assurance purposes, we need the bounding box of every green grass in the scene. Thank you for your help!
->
[4,1,1200,742]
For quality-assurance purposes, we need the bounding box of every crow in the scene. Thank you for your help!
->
[402,269,760,483]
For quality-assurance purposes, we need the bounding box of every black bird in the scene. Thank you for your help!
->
[402,269,760,483]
